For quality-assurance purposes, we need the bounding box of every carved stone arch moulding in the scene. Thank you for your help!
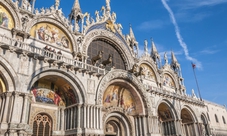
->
[156,99,179,120]
[25,66,87,104]
[103,110,135,136]
[83,29,134,69]
[0,1,20,29]
[26,17,76,52]
[96,69,152,114]
[181,105,198,122]
[138,60,160,83]
[162,71,179,90]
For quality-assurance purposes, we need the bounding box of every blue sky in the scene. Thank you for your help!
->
[35,0,227,105]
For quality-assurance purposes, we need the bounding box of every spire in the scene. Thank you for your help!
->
[171,51,178,64]
[69,0,83,32]
[72,0,81,13]
[151,38,158,56]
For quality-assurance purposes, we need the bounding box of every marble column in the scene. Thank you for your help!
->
[70,107,73,129]
[83,105,87,128]
[96,107,99,129]
[135,117,139,136]
[0,95,5,122]
[74,106,77,128]
[99,107,102,129]
[91,106,93,129]
[61,108,65,131]
[143,116,148,135]
[77,105,81,128]
[194,123,199,136]
[2,92,11,122]
[86,105,90,128]
[21,94,29,123]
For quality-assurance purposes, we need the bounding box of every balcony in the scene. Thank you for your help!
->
[0,34,105,76]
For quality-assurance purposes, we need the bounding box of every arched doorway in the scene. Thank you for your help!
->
[32,113,52,136]
[181,108,195,136]
[158,103,176,135]
[104,112,132,136]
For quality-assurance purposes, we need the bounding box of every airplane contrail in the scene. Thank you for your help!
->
[161,0,202,69]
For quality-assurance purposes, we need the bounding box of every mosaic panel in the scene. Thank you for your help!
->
[103,85,136,114]
[0,5,14,29]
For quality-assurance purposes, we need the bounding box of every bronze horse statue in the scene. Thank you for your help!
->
[102,54,112,66]
[91,51,103,65]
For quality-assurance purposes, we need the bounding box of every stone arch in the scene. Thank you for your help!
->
[96,69,151,115]
[156,99,178,120]
[0,1,20,29]
[0,55,18,91]
[157,99,178,135]
[181,105,198,136]
[103,110,134,136]
[26,17,76,52]
[83,29,134,70]
[181,105,198,122]
[26,67,86,104]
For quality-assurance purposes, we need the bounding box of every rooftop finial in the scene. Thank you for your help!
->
[55,0,60,10]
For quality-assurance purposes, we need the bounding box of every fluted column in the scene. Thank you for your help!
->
[0,95,5,122]
[77,105,81,128]
[94,107,96,129]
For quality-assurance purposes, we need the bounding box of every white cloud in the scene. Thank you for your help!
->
[176,0,227,9]
[200,49,219,55]
[161,0,202,69]
[137,20,166,31]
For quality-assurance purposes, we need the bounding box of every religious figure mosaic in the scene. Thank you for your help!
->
[0,5,14,29]
[103,85,136,114]
[30,23,72,50]
[30,79,76,106]
[163,74,175,88]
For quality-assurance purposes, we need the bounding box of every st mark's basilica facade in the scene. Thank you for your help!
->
[0,0,227,136]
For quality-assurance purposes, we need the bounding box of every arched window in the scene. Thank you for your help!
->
[33,113,52,136]
[223,116,226,124]
[215,114,219,123]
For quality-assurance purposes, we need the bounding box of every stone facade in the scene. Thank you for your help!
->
[0,0,226,136]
